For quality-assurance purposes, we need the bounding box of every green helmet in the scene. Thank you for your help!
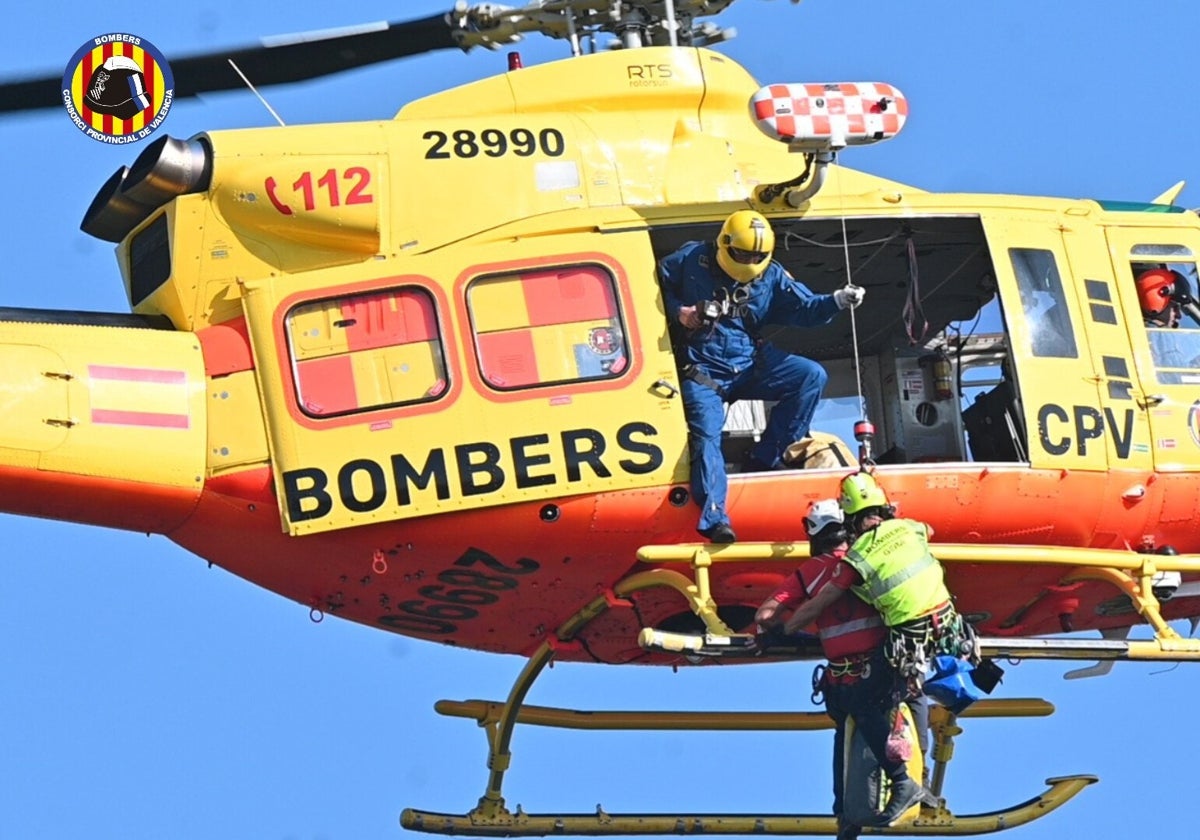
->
[839,471,889,514]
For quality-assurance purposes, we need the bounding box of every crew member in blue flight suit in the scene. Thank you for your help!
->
[658,210,865,543]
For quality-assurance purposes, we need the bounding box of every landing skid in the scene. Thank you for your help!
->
[403,773,1096,836]
[401,557,1097,836]
[402,696,1093,836]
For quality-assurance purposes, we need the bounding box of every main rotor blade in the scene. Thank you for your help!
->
[0,13,457,114]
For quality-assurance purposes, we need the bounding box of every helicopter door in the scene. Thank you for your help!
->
[241,233,689,536]
[1105,228,1200,472]
[984,216,1107,471]
[1057,217,1155,472]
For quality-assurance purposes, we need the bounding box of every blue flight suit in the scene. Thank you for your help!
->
[659,241,840,532]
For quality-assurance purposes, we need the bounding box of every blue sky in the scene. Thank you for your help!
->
[2,2,1199,839]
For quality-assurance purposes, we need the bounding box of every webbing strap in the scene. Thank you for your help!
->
[902,236,929,345]
[682,364,724,395]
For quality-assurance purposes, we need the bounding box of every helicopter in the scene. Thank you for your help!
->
[2,0,1200,835]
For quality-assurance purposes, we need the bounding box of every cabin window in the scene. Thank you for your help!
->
[467,264,628,390]
[1146,330,1200,380]
[1009,248,1078,358]
[1127,244,1200,382]
[286,287,448,418]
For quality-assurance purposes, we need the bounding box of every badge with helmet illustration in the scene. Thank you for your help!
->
[716,209,775,283]
[85,56,150,119]
[62,34,174,142]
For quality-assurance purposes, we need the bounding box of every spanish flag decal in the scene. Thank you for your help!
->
[88,365,190,429]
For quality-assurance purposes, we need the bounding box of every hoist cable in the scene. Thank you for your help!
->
[835,165,866,422]
[835,161,873,467]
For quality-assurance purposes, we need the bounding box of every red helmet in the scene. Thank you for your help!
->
[1136,268,1178,316]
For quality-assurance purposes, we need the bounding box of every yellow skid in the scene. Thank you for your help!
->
[401,775,1096,836]
[403,565,1091,837]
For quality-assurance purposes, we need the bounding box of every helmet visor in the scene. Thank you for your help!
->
[728,246,769,265]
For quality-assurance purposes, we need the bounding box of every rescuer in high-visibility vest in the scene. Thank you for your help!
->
[837,470,972,699]
[754,499,929,835]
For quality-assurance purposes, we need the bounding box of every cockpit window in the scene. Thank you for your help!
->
[1009,248,1078,358]
[1127,244,1200,383]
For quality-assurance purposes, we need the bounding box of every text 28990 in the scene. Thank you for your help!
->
[377,547,539,635]
[423,128,566,159]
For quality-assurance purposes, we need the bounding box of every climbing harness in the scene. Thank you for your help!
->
[812,653,875,704]
[885,603,976,698]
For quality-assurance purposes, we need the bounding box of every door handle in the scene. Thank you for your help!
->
[652,378,679,398]
[1137,393,1166,408]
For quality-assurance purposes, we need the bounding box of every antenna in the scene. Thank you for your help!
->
[227,59,287,127]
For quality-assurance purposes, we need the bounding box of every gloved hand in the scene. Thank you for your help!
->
[755,624,788,651]
[834,285,865,310]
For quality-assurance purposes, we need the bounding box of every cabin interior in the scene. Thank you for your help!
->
[648,215,1025,471]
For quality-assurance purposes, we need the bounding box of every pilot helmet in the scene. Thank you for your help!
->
[838,471,890,515]
[716,210,775,283]
[1135,268,1178,318]
[84,55,151,120]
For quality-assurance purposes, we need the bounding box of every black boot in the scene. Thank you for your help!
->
[877,775,925,825]
[835,815,860,840]
[698,522,736,543]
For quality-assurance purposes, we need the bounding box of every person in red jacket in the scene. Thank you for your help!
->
[755,499,926,839]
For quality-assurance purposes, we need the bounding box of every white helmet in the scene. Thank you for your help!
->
[803,499,845,537]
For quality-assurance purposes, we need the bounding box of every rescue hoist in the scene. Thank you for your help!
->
[750,80,908,471]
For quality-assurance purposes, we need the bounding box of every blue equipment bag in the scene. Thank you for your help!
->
[923,655,985,715]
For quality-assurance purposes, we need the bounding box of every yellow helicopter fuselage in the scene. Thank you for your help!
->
[1,46,1199,659]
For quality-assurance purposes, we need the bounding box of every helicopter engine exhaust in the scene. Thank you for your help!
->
[80,135,212,243]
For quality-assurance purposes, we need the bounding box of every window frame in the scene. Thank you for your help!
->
[284,283,451,421]
[464,261,632,394]
[1009,247,1079,359]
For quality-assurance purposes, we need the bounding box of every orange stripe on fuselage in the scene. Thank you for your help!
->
[171,463,1198,665]
[0,464,199,533]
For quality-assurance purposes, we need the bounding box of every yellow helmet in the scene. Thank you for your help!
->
[716,210,774,283]
[838,471,890,514]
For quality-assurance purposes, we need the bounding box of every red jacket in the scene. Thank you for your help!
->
[768,547,886,660]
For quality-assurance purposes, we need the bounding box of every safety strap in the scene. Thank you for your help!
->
[902,236,929,345]
[681,364,725,396]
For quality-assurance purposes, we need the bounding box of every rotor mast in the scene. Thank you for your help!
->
[448,0,740,54]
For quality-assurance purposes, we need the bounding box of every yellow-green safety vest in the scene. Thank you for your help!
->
[844,518,950,626]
